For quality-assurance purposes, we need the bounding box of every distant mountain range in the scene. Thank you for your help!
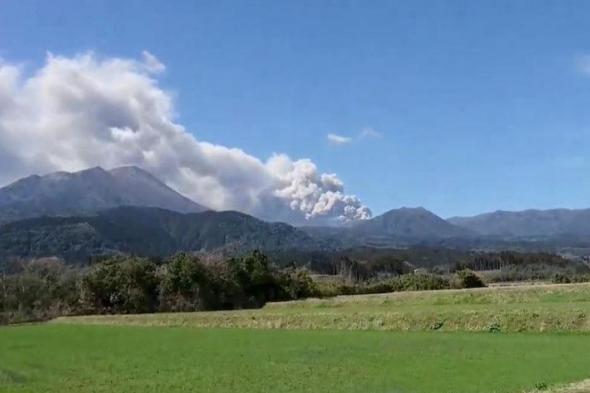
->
[1,166,590,262]
[448,209,590,239]
[0,166,208,224]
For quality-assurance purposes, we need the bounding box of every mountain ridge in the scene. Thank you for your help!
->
[448,208,590,238]
[0,166,208,224]
[4,167,590,259]
[351,206,474,241]
[0,206,334,262]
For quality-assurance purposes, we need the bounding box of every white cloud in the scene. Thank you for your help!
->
[359,126,382,138]
[0,51,371,223]
[327,128,382,146]
[141,50,166,74]
[327,133,352,145]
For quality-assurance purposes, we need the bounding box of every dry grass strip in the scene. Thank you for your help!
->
[529,380,590,393]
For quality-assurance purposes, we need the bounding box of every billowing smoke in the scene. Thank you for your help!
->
[0,52,371,224]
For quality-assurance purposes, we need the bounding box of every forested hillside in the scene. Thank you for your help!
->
[0,206,332,263]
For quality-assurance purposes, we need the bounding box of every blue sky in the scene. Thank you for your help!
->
[2,0,590,218]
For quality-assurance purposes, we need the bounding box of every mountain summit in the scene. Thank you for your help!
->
[0,166,208,224]
[350,207,473,244]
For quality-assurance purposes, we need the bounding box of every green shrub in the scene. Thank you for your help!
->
[552,273,590,284]
[312,273,451,298]
[390,273,451,291]
[80,257,159,314]
[363,282,395,294]
[552,273,572,284]
[486,263,590,283]
[453,269,486,289]
[279,267,318,299]
[158,253,212,312]
[0,259,81,323]
[534,381,548,391]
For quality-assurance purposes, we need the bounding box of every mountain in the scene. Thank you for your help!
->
[0,166,208,224]
[0,206,332,262]
[4,163,590,259]
[448,209,590,239]
[346,207,474,246]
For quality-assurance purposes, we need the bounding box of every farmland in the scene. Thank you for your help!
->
[2,324,590,393]
[55,283,590,333]
[2,283,590,393]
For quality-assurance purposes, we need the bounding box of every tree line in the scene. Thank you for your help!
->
[0,251,316,325]
[0,249,490,325]
[4,248,585,325]
[454,251,572,271]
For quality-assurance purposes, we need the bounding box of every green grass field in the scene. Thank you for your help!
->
[1,324,590,393]
[4,283,590,393]
[55,283,590,333]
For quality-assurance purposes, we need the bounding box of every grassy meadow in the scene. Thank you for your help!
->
[55,283,590,333]
[3,283,590,393]
[2,324,590,393]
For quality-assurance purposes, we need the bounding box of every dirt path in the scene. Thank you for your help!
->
[540,380,590,393]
